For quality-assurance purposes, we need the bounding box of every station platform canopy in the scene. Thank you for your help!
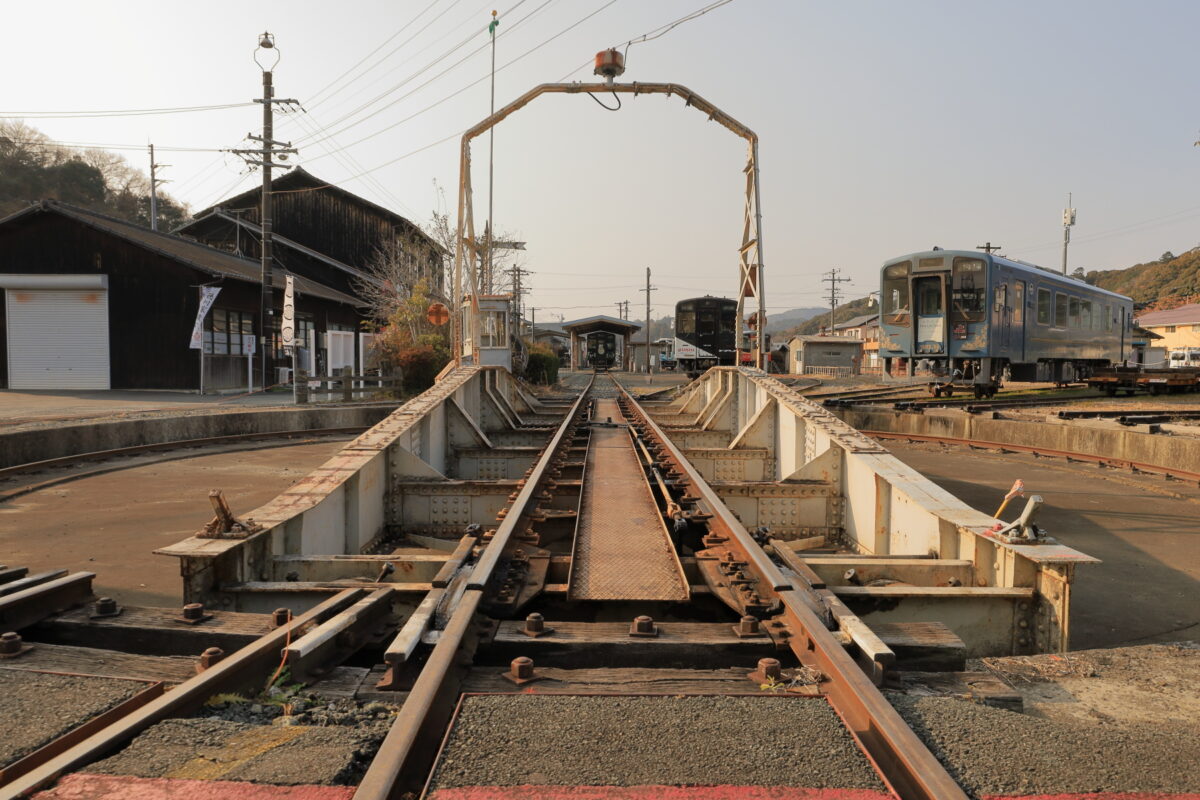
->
[561,315,643,370]
[560,314,642,337]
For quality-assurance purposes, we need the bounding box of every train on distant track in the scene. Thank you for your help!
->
[879,249,1135,396]
[671,296,738,371]
[586,330,618,370]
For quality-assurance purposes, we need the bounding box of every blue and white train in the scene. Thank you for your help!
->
[878,249,1135,395]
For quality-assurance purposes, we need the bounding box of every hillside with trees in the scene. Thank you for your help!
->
[0,121,188,228]
[1084,248,1200,309]
[782,296,876,338]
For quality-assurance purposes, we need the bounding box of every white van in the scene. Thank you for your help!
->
[1168,347,1200,368]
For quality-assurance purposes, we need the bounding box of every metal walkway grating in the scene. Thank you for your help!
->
[568,399,689,602]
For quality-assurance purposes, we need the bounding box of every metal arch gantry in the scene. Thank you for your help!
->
[450,80,767,369]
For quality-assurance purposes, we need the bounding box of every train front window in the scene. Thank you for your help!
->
[676,304,695,337]
[882,262,910,325]
[917,279,943,315]
[951,258,985,322]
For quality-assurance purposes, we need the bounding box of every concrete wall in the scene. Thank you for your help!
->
[835,407,1200,476]
[0,404,399,470]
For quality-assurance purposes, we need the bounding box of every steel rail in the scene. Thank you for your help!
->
[864,430,1200,483]
[0,588,365,800]
[354,376,596,800]
[613,380,968,800]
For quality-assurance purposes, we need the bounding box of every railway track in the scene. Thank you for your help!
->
[892,390,1105,414]
[0,372,980,800]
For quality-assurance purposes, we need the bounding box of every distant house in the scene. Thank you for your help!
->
[0,200,364,391]
[1135,303,1200,351]
[830,312,880,371]
[787,334,864,375]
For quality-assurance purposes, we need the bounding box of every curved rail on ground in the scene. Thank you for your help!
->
[611,378,967,800]
[864,430,1200,484]
[0,427,368,503]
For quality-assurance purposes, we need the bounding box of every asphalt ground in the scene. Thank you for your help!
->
[0,438,349,607]
[885,441,1200,650]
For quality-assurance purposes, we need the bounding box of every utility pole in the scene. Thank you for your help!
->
[822,268,851,336]
[507,264,531,335]
[486,10,500,306]
[977,242,1002,254]
[1061,193,1077,275]
[233,32,298,390]
[148,144,170,231]
[642,267,655,380]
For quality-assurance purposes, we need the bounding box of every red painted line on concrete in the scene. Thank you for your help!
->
[985,796,1200,800]
[32,773,355,800]
[427,787,893,800]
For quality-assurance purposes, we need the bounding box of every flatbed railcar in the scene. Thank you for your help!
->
[878,249,1134,396]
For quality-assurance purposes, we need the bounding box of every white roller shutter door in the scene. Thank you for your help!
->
[6,288,111,389]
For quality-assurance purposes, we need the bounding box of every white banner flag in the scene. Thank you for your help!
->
[189,286,221,349]
[282,275,296,349]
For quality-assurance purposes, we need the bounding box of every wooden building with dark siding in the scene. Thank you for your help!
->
[176,167,443,299]
[0,200,364,391]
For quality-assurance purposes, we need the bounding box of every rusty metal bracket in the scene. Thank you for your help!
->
[198,489,264,539]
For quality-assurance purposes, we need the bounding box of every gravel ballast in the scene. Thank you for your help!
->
[87,716,392,786]
[0,670,142,767]
[891,695,1200,797]
[429,695,885,790]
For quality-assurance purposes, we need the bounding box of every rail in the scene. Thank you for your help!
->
[353,373,595,800]
[612,379,968,800]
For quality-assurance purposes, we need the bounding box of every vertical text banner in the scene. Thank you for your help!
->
[282,275,295,350]
[189,286,221,349]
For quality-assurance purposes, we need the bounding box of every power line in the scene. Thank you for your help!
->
[303,0,447,109]
[3,137,225,153]
[0,102,255,119]
[293,0,540,147]
[302,0,619,162]
[557,0,734,81]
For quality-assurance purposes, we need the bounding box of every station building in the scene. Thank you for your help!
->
[0,168,441,393]
[1135,303,1200,351]
[0,200,363,391]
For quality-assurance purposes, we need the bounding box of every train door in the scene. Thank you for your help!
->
[1012,281,1026,361]
[992,283,1009,355]
[913,275,946,355]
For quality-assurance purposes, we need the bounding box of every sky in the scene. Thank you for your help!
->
[4,0,1200,322]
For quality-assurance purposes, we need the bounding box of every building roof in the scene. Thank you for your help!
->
[834,313,879,329]
[561,314,643,335]
[1136,303,1200,327]
[0,200,360,306]
[187,167,434,245]
[788,334,864,345]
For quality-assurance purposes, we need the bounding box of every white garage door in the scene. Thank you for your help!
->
[6,285,111,389]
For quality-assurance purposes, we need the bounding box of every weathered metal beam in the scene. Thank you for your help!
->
[0,572,93,630]
[0,588,364,799]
